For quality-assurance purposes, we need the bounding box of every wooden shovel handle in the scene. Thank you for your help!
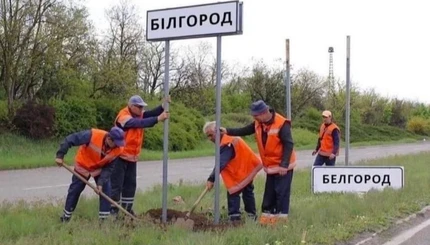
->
[187,186,209,216]
[61,163,139,221]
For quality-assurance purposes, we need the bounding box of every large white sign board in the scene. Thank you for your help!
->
[312,166,404,193]
[146,1,243,41]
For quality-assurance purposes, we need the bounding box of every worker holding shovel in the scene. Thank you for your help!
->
[55,126,125,223]
[203,121,263,222]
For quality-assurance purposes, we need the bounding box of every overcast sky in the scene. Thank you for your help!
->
[84,0,430,103]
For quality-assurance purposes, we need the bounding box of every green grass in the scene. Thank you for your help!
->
[0,128,420,170]
[1,152,430,244]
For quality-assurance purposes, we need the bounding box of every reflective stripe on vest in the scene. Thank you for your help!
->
[220,135,263,194]
[74,163,101,178]
[74,129,123,177]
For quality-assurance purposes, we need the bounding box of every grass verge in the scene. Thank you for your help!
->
[0,128,420,170]
[1,152,430,245]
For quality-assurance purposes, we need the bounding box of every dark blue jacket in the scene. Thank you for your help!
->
[115,105,164,130]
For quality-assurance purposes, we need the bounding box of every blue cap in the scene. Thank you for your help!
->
[129,95,147,107]
[108,126,125,147]
[250,100,269,116]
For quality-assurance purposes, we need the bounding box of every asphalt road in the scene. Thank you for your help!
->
[399,223,430,245]
[0,142,429,204]
[378,218,430,245]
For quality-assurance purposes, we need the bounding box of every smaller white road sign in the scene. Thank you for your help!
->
[311,166,404,193]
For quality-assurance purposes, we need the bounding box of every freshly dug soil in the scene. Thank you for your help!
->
[143,208,243,232]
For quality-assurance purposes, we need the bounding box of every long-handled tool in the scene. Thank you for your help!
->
[173,186,209,230]
[186,186,209,218]
[61,162,139,221]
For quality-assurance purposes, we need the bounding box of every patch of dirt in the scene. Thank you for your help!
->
[142,208,243,232]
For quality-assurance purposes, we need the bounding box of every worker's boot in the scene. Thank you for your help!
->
[259,213,275,226]
[276,214,288,225]
[247,213,258,222]
[60,214,71,223]
[110,206,123,221]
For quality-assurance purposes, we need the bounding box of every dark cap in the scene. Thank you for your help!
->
[250,100,269,116]
[128,95,147,107]
[108,126,125,147]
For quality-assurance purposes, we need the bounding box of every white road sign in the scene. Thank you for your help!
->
[146,1,243,41]
[311,166,404,193]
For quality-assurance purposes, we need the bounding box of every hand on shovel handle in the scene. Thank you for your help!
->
[60,162,139,221]
[94,185,102,195]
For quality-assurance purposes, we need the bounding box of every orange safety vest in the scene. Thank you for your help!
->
[318,123,341,156]
[115,107,144,162]
[74,129,123,178]
[220,135,263,194]
[254,113,297,175]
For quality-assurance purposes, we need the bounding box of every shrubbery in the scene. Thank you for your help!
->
[9,98,208,152]
[4,92,427,153]
[12,101,56,139]
[406,116,430,135]
[144,102,206,151]
[50,98,97,137]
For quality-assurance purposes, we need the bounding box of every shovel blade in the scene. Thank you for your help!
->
[173,217,195,231]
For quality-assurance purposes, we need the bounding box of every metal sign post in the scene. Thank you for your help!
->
[214,35,222,223]
[161,40,170,223]
[285,39,291,119]
[146,0,243,225]
[345,35,351,166]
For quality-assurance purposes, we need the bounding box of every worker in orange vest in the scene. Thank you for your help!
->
[203,121,263,222]
[110,95,169,217]
[221,100,296,225]
[55,126,125,223]
[312,110,340,166]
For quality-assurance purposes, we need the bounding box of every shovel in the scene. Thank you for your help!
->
[61,162,139,221]
[174,186,209,230]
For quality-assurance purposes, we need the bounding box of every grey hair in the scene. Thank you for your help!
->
[203,121,216,134]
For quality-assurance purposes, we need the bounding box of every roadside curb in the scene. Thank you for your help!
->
[354,205,430,245]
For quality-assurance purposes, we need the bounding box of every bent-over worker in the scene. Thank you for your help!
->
[55,126,125,223]
[204,121,262,222]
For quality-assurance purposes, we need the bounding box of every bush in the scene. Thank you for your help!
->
[223,113,253,125]
[292,127,317,147]
[12,101,56,139]
[94,98,125,131]
[143,101,205,151]
[50,98,97,137]
[406,116,430,135]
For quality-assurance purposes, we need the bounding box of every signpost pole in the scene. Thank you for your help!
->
[345,36,351,166]
[161,40,170,223]
[214,35,222,225]
[285,39,291,119]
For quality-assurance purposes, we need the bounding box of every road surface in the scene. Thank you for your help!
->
[398,222,430,245]
[378,218,430,245]
[0,142,429,203]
